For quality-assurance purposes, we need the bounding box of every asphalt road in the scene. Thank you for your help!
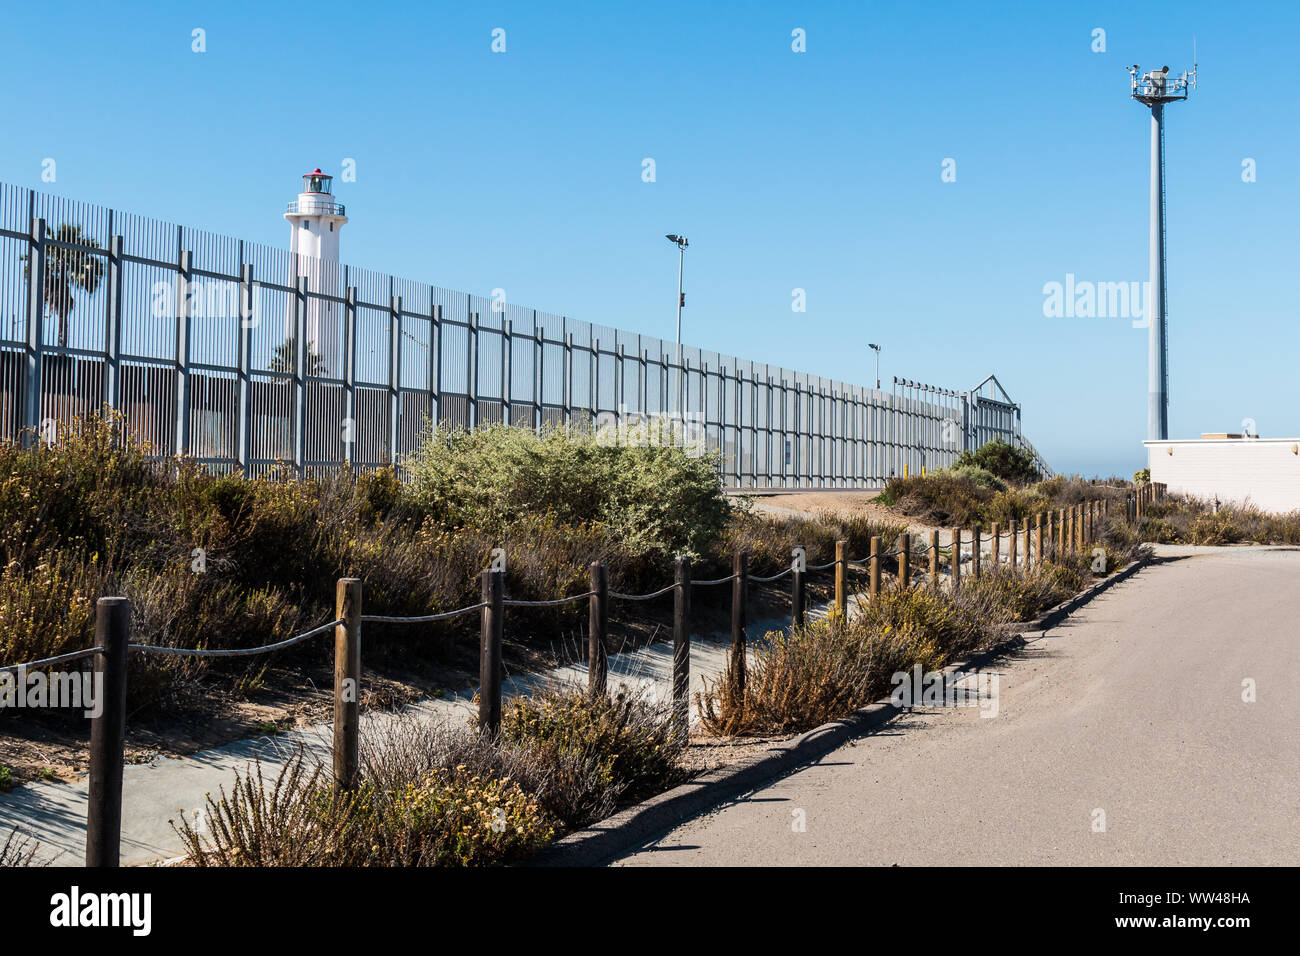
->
[616,545,1300,866]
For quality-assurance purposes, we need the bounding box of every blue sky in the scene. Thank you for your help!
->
[1,0,1297,476]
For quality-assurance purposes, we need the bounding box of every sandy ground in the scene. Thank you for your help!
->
[733,491,942,539]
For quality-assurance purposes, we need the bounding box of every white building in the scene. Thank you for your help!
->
[284,169,347,377]
[1145,435,1300,514]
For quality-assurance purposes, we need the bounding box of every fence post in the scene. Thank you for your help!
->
[929,530,940,588]
[951,528,961,591]
[834,540,848,617]
[479,568,503,734]
[869,535,881,598]
[468,308,479,429]
[333,578,362,790]
[343,286,357,465]
[175,249,192,458]
[105,235,124,412]
[991,522,1000,568]
[587,561,607,698]
[972,527,981,578]
[1074,504,1083,551]
[1009,518,1018,568]
[1034,512,1044,567]
[293,276,307,474]
[86,597,130,868]
[791,548,806,628]
[899,532,911,589]
[23,218,45,446]
[388,295,402,464]
[237,264,255,475]
[672,556,691,742]
[730,552,748,697]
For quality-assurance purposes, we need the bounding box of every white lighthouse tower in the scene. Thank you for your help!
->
[284,168,347,376]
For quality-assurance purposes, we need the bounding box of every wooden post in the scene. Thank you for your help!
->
[869,535,881,598]
[1034,513,1044,567]
[899,533,911,589]
[1009,518,1018,568]
[672,557,691,742]
[86,596,130,868]
[730,552,748,698]
[791,549,806,628]
[951,528,961,591]
[1075,504,1084,551]
[929,530,940,588]
[834,539,848,618]
[332,578,362,790]
[972,527,981,578]
[1059,507,1067,554]
[479,569,504,735]
[991,522,1000,568]
[1046,512,1054,561]
[587,561,607,698]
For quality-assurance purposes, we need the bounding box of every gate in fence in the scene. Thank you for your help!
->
[0,181,1050,485]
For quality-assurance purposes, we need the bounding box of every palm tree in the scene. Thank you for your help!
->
[270,336,327,377]
[21,223,105,348]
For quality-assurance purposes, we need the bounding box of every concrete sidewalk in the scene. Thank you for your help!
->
[616,546,1300,866]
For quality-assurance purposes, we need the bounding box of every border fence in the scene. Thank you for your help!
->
[0,180,1050,485]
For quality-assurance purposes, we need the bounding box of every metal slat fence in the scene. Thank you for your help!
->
[0,180,1051,482]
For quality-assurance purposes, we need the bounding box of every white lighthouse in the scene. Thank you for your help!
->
[284,168,347,376]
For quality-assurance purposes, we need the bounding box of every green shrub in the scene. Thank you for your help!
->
[954,440,1041,485]
[403,424,730,561]
[958,562,1076,621]
[175,688,685,865]
[945,464,1008,492]
[879,473,996,527]
[174,753,553,867]
[1186,510,1248,546]
[1138,517,1179,544]
[698,583,999,736]
[1134,468,1150,484]
[501,689,684,808]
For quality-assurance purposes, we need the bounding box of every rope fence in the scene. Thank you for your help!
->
[0,486,1156,868]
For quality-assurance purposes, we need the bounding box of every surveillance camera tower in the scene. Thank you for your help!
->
[1129,58,1195,441]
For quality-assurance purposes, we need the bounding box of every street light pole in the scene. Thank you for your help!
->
[666,235,689,416]
[868,343,881,390]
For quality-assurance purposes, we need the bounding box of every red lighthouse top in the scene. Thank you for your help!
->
[302,169,333,194]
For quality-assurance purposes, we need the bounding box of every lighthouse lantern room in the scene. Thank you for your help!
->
[285,167,347,262]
